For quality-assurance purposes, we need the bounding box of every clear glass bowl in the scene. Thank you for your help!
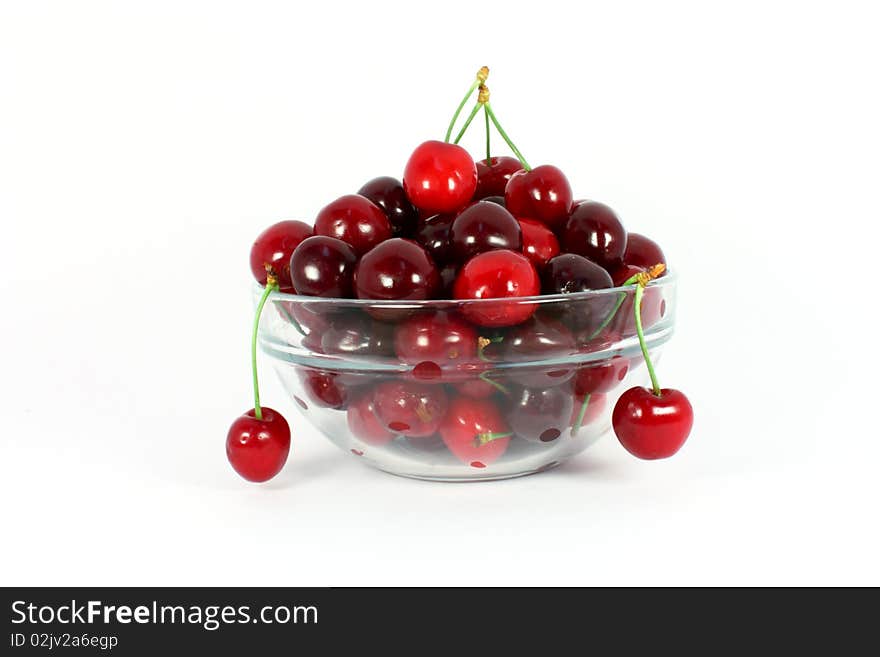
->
[254,272,677,481]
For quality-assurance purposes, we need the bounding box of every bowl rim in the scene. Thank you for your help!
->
[256,268,677,307]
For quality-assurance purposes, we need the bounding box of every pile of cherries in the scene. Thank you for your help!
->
[227,68,693,483]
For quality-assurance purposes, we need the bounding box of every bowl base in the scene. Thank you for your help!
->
[371,459,563,483]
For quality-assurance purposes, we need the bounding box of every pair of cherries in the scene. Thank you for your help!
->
[227,67,693,482]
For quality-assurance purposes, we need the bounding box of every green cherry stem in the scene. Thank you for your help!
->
[571,393,591,437]
[484,103,531,171]
[479,370,510,395]
[484,103,491,161]
[453,102,482,144]
[474,431,513,447]
[634,283,661,396]
[252,278,279,421]
[444,66,489,143]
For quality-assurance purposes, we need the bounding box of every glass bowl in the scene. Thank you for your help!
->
[254,272,677,481]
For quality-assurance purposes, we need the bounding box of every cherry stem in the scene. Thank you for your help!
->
[634,284,661,396]
[479,370,510,395]
[252,281,278,420]
[588,264,666,341]
[474,431,513,447]
[571,393,591,437]
[445,80,481,143]
[453,102,482,145]
[484,103,491,161]
[484,103,531,171]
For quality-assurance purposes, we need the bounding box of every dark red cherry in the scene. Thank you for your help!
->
[624,232,666,270]
[414,213,456,265]
[574,357,629,395]
[373,381,448,438]
[562,201,627,270]
[355,238,440,302]
[482,195,506,207]
[475,156,523,199]
[500,316,576,388]
[394,311,478,372]
[439,396,511,467]
[453,249,540,327]
[612,387,693,460]
[358,176,420,238]
[403,140,477,214]
[504,165,573,230]
[610,263,646,286]
[290,236,358,298]
[347,393,397,446]
[569,391,607,436]
[250,220,313,291]
[314,194,393,256]
[226,407,291,482]
[298,369,349,409]
[542,253,613,295]
[450,201,522,261]
[320,315,394,357]
[507,386,573,444]
[518,217,560,270]
[438,262,458,297]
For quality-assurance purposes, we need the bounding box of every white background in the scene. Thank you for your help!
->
[1,0,878,586]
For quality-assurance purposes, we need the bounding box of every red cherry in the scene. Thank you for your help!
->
[624,232,666,270]
[562,201,627,270]
[450,201,522,261]
[474,156,523,199]
[394,311,478,372]
[347,394,396,446]
[439,396,511,467]
[507,386,573,444]
[403,140,477,215]
[249,220,313,291]
[518,217,560,270]
[226,407,291,482]
[569,392,607,435]
[354,239,440,313]
[504,165,573,230]
[298,369,349,409]
[373,381,448,437]
[320,315,395,357]
[574,357,629,395]
[315,194,392,256]
[455,361,500,399]
[453,249,540,327]
[612,387,693,459]
[499,316,576,388]
[358,176,420,238]
[610,263,646,286]
[290,235,358,298]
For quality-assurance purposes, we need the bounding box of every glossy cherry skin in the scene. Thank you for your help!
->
[290,236,358,298]
[504,165,573,231]
[574,357,629,395]
[403,140,477,215]
[450,201,522,261]
[414,213,456,265]
[562,201,627,270]
[394,311,478,372]
[321,315,395,357]
[518,217,560,270]
[298,369,349,409]
[474,156,523,199]
[542,253,613,295]
[373,381,448,438]
[624,232,666,270]
[358,176,420,238]
[226,407,291,482]
[499,316,576,388]
[355,238,440,303]
[507,386,573,444]
[569,392,607,436]
[347,393,397,446]
[314,194,392,256]
[250,220,313,291]
[610,263,645,286]
[612,387,693,460]
[439,396,511,467]
[453,249,540,327]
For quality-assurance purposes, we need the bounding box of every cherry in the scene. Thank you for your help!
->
[439,396,511,467]
[453,249,540,327]
[347,393,397,446]
[507,386,573,444]
[226,407,291,482]
[541,253,613,295]
[373,381,448,437]
[290,235,358,298]
[358,176,420,238]
[403,140,477,215]
[321,315,395,357]
[624,232,666,270]
[562,201,627,270]
[249,220,313,291]
[394,311,478,372]
[354,238,440,304]
[314,194,392,256]
[482,195,506,207]
[450,201,522,261]
[298,369,349,409]
[607,264,665,337]
[574,357,629,395]
[570,392,607,436]
[499,316,576,387]
[518,217,560,270]
[438,262,458,297]
[613,387,693,459]
[504,165,573,231]
[414,213,456,265]
[455,361,501,399]
[474,156,523,199]
[610,263,646,287]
